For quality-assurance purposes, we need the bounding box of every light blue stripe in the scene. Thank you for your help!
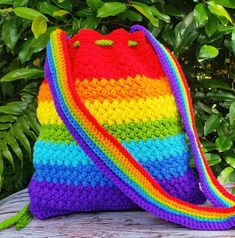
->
[34,132,190,186]
[34,133,189,167]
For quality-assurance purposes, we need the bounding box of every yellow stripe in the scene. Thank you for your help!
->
[37,101,63,125]
[37,95,179,126]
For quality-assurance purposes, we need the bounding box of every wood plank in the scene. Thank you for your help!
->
[1,184,235,237]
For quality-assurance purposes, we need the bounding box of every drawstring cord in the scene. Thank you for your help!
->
[0,204,32,231]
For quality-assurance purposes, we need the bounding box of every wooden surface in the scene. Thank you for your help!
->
[1,185,235,237]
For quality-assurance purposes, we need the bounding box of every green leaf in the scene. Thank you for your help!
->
[81,16,100,29]
[31,15,47,39]
[150,6,170,23]
[38,1,60,17]
[119,9,142,22]
[0,0,12,4]
[0,123,11,130]
[3,149,14,169]
[52,0,72,11]
[18,116,30,131]
[0,141,15,169]
[0,68,43,82]
[198,78,230,90]
[218,166,234,183]
[201,141,216,152]
[204,153,221,166]
[204,113,222,136]
[19,38,33,64]
[11,124,31,158]
[0,175,2,192]
[208,91,235,101]
[6,131,23,163]
[24,129,37,140]
[232,26,235,56]
[86,0,104,10]
[207,1,233,23]
[174,12,198,54]
[0,152,3,175]
[24,110,40,134]
[0,115,17,123]
[164,4,184,17]
[31,26,57,53]
[132,3,159,27]
[0,101,26,115]
[2,19,18,50]
[13,7,48,20]
[75,8,93,17]
[214,0,235,9]
[229,102,235,125]
[225,156,235,168]
[0,132,7,139]
[13,0,28,7]
[161,24,175,47]
[97,2,127,18]
[193,3,208,27]
[198,45,219,61]
[53,9,69,16]
[0,7,13,13]
[215,136,233,152]
[195,101,213,114]
[229,170,235,182]
[205,14,219,37]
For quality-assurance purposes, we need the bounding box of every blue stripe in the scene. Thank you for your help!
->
[34,133,190,185]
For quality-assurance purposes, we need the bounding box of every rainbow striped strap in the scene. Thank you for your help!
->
[45,25,235,230]
[131,25,235,208]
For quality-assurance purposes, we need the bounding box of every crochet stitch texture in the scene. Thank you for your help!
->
[28,25,235,230]
[30,27,205,217]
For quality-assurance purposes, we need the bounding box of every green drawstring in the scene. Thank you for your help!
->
[95,39,114,46]
[128,40,139,46]
[73,40,80,48]
[0,204,32,231]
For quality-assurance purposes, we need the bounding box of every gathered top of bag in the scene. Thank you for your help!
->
[66,29,165,80]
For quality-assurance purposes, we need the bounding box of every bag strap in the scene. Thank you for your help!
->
[130,25,235,209]
[45,26,235,230]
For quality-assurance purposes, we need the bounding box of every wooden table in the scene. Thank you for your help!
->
[1,185,235,238]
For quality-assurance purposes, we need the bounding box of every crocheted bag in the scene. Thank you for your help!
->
[2,25,235,231]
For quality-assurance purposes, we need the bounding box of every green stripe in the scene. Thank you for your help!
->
[39,116,183,144]
[105,116,183,142]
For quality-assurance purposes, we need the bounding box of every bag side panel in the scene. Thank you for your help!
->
[28,80,137,219]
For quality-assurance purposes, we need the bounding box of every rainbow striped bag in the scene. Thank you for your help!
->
[2,25,235,231]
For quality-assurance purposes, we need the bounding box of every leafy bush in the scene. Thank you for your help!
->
[0,0,234,199]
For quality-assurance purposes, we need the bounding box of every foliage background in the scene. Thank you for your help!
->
[0,0,234,199]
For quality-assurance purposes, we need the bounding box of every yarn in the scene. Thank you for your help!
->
[0,205,32,231]
[27,25,235,230]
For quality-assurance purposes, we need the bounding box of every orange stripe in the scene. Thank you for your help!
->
[38,75,173,103]
[38,80,53,102]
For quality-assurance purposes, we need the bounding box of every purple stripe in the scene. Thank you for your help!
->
[33,161,206,205]
[29,180,138,219]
